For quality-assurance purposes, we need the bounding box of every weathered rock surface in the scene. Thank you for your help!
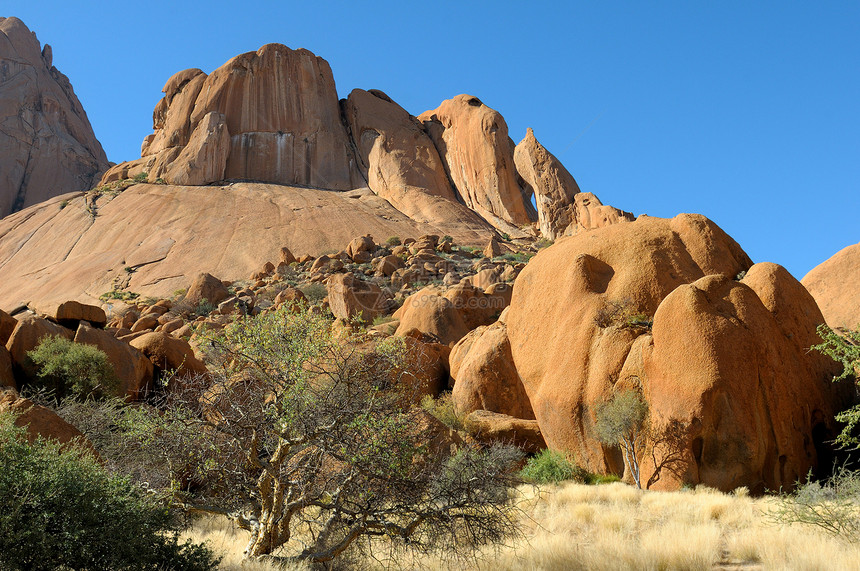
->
[0,17,108,217]
[0,345,14,388]
[103,44,363,189]
[129,332,207,380]
[418,95,536,233]
[505,214,844,492]
[0,183,494,311]
[802,241,860,329]
[326,273,389,323]
[450,321,534,420]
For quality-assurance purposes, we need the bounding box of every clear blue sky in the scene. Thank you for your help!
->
[10,1,858,280]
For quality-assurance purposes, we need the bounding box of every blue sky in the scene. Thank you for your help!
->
[10,1,858,279]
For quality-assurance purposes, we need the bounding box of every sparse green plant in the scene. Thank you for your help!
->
[420,392,464,431]
[386,235,402,247]
[594,390,649,489]
[299,282,327,304]
[194,299,216,317]
[99,289,140,302]
[155,177,166,184]
[771,466,860,540]
[27,336,118,400]
[594,298,652,331]
[735,270,748,280]
[173,288,187,298]
[519,449,588,484]
[371,314,395,327]
[123,266,135,273]
[535,238,553,249]
[132,172,149,183]
[58,199,68,210]
[499,232,511,241]
[0,412,219,571]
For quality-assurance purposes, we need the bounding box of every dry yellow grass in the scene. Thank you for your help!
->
[184,482,860,570]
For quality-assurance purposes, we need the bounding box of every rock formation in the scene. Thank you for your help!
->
[802,241,860,329]
[455,214,847,492]
[514,128,634,239]
[418,95,536,232]
[0,17,108,217]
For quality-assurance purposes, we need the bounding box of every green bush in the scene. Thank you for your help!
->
[0,412,219,571]
[28,336,118,399]
[771,466,860,539]
[812,324,860,448]
[519,449,588,484]
[386,235,402,247]
[132,172,149,183]
[299,282,327,304]
[421,392,464,431]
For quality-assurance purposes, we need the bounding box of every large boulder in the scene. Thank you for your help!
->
[184,272,231,308]
[0,17,108,217]
[641,265,845,492]
[74,322,153,400]
[394,290,469,346]
[5,314,74,379]
[0,389,95,453]
[326,273,390,323]
[129,332,208,380]
[418,94,536,233]
[0,309,17,345]
[450,321,534,420]
[464,410,545,454]
[802,241,860,329]
[505,214,845,492]
[36,300,106,328]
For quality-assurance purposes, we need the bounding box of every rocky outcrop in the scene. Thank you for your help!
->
[802,241,860,329]
[344,89,479,226]
[418,95,536,233]
[502,214,844,492]
[0,17,108,217]
[103,44,363,189]
[5,314,74,379]
[514,128,634,239]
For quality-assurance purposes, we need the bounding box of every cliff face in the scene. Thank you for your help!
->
[0,17,108,217]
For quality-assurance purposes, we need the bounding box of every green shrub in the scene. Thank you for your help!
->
[194,299,217,317]
[28,336,118,399]
[299,282,328,304]
[0,412,219,571]
[812,324,860,448]
[386,236,402,247]
[421,392,464,431]
[132,172,149,183]
[519,449,588,484]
